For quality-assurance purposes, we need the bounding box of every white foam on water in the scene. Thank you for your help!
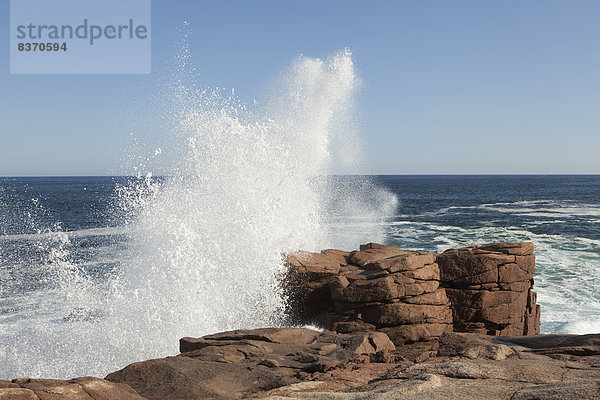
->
[414,200,600,219]
[549,319,600,335]
[478,200,600,218]
[0,226,129,242]
[0,48,398,379]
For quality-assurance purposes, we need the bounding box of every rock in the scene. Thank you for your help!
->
[405,360,500,379]
[258,326,600,398]
[283,241,540,345]
[12,378,94,399]
[511,381,600,400]
[1,378,143,400]
[437,332,516,360]
[479,242,534,256]
[362,303,452,326]
[191,327,320,345]
[285,250,348,277]
[370,349,396,363]
[437,242,540,336]
[109,328,399,399]
[396,278,440,297]
[107,356,298,399]
[72,377,144,400]
[401,263,441,281]
[331,320,376,333]
[499,333,600,349]
[2,241,594,399]
[349,243,412,267]
[498,333,600,356]
[283,244,453,344]
[331,332,396,359]
[380,323,453,344]
[403,288,450,305]
[331,275,400,303]
[438,251,515,286]
[498,263,531,284]
[263,374,445,399]
[180,328,323,362]
[0,388,39,400]
[366,253,437,273]
[9,325,600,400]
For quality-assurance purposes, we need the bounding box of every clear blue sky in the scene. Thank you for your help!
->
[1,0,599,175]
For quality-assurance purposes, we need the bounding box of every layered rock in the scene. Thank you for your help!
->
[283,242,540,344]
[284,243,453,345]
[437,242,540,336]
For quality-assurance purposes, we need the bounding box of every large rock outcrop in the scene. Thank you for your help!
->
[283,242,540,344]
[437,242,540,336]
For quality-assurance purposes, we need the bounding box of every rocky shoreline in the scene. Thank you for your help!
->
[2,242,599,399]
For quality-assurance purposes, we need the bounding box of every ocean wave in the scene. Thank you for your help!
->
[411,200,600,219]
[0,226,129,242]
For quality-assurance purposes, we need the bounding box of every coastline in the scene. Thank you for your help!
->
[2,241,599,399]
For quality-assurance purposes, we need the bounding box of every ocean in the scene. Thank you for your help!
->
[376,175,600,336]
[1,176,598,380]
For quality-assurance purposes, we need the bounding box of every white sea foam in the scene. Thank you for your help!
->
[478,200,600,217]
[0,226,129,242]
[415,200,600,219]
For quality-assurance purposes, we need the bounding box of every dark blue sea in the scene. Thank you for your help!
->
[0,175,599,378]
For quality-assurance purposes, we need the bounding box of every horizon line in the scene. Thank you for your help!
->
[1,173,600,178]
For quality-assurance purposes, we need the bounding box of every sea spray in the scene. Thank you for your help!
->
[112,49,394,357]
[0,49,398,379]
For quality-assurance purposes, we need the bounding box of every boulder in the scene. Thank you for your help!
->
[348,243,412,267]
[193,327,320,345]
[437,332,517,360]
[365,253,437,273]
[285,249,348,277]
[108,356,297,400]
[380,323,453,344]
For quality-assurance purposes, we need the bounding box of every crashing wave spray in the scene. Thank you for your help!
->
[115,50,361,349]
[0,48,397,379]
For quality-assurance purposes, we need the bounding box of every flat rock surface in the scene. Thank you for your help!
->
[103,328,600,399]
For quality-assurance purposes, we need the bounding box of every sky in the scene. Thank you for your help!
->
[1,0,599,175]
